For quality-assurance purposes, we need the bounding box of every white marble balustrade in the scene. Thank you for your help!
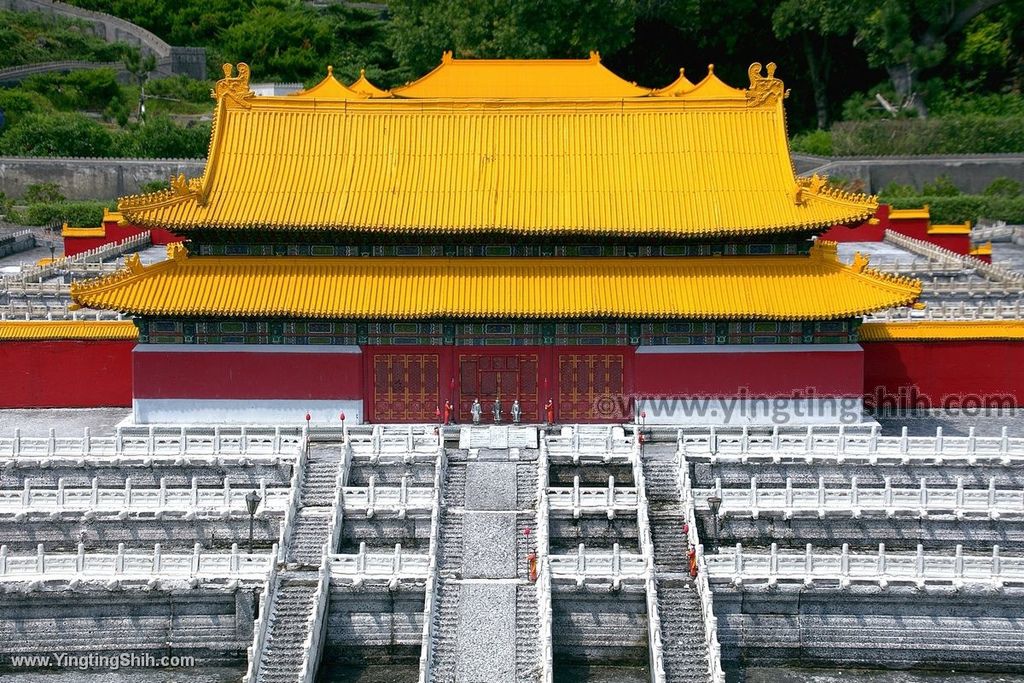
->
[341,478,434,518]
[329,543,430,584]
[0,425,304,462]
[547,476,637,519]
[0,542,274,583]
[679,425,1024,465]
[694,476,1024,519]
[706,542,1023,589]
[549,543,647,587]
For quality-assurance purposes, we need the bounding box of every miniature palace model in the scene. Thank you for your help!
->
[70,54,922,425]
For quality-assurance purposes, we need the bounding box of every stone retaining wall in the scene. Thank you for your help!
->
[0,157,205,201]
[0,589,254,661]
[714,586,1024,673]
[551,586,649,663]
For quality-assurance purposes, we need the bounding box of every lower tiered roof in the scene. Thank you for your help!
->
[71,242,920,321]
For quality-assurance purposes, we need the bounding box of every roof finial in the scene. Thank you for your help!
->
[589,50,600,62]
[327,65,334,77]
[360,68,366,77]
[707,64,715,75]
[442,50,453,63]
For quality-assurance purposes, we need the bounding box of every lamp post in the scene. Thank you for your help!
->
[339,410,346,432]
[706,494,722,551]
[245,489,262,554]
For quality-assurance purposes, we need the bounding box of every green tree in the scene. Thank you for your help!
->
[771,0,857,129]
[0,112,113,156]
[387,0,639,82]
[117,116,210,158]
[856,0,1013,116]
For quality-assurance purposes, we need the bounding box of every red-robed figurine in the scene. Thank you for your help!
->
[443,400,453,425]
[545,398,554,425]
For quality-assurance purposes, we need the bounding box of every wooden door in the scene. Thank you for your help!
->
[371,352,440,422]
[458,353,539,422]
[558,353,627,421]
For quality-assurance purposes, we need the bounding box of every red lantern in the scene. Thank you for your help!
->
[305,412,311,423]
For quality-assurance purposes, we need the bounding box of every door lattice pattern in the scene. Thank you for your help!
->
[458,354,539,422]
[558,354,626,421]
[372,353,440,422]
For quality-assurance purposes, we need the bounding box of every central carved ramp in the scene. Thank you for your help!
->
[428,428,541,682]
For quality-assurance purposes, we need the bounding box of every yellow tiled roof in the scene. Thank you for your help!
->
[889,207,930,220]
[116,60,877,237]
[0,321,138,341]
[290,66,362,100]
[349,69,389,98]
[62,224,105,238]
[392,51,650,98]
[859,321,1024,341]
[971,242,993,256]
[71,243,920,320]
[928,221,971,235]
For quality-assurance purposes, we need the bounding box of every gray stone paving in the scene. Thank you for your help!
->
[0,408,130,436]
[871,408,1024,437]
[462,512,517,579]
[455,583,517,683]
[992,241,1024,274]
[465,462,517,510]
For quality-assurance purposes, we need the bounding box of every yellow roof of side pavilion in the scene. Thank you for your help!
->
[71,242,920,321]
[116,58,877,238]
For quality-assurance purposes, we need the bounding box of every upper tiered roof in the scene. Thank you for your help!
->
[116,57,877,237]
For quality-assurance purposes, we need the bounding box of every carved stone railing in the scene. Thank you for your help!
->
[416,435,445,683]
[706,542,1021,590]
[536,431,554,683]
[676,453,725,682]
[298,559,331,683]
[678,425,1023,465]
[0,425,304,462]
[548,544,646,586]
[0,302,126,320]
[632,430,667,683]
[329,544,430,584]
[242,557,279,683]
[0,477,289,517]
[864,301,1024,321]
[547,478,637,518]
[885,229,1024,286]
[341,480,434,518]
[0,542,274,584]
[696,475,1024,520]
[3,232,151,285]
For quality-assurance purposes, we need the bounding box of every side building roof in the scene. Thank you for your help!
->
[116,58,876,239]
[72,242,920,321]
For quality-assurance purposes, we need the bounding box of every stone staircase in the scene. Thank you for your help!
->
[515,582,541,681]
[287,447,345,566]
[429,462,466,682]
[642,453,711,683]
[429,578,460,682]
[255,579,317,683]
[254,443,344,683]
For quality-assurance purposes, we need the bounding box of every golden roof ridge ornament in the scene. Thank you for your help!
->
[212,63,254,107]
[746,62,788,107]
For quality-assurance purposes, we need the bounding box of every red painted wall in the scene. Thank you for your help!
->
[863,340,1024,408]
[820,205,889,243]
[633,348,864,398]
[133,349,363,400]
[64,223,182,257]
[0,340,133,407]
